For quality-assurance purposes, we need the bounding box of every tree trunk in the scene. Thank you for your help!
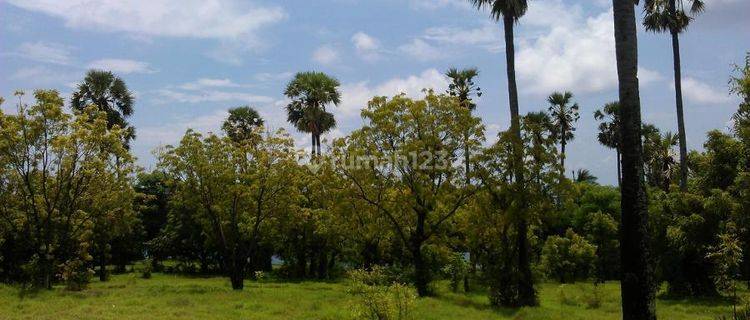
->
[311,133,316,157]
[616,148,622,187]
[670,12,688,191]
[412,242,429,296]
[612,0,657,319]
[561,140,567,176]
[503,14,537,307]
[229,253,244,290]
[99,252,107,282]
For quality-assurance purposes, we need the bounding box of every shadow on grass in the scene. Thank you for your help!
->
[657,292,736,307]
[432,291,521,317]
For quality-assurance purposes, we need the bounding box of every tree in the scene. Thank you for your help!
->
[334,92,483,296]
[540,229,596,283]
[644,130,678,192]
[0,90,135,289]
[594,102,622,186]
[222,106,264,144]
[613,0,657,318]
[159,128,298,290]
[643,0,705,191]
[284,72,341,156]
[71,70,136,147]
[574,169,598,184]
[446,67,482,184]
[547,91,580,175]
[468,0,536,306]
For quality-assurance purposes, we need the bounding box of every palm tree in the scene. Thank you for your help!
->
[72,70,135,147]
[613,0,657,319]
[594,102,622,186]
[446,67,482,183]
[469,0,536,307]
[222,106,264,144]
[284,72,341,156]
[643,129,678,192]
[643,0,704,191]
[573,169,598,184]
[547,91,580,175]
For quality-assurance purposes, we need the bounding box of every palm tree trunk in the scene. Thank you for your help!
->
[669,1,688,191]
[503,14,536,307]
[561,140,566,176]
[311,133,316,157]
[612,0,656,319]
[616,148,622,187]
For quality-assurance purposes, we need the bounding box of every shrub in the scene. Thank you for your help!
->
[348,267,417,320]
[540,229,597,283]
[142,259,153,279]
[442,253,467,293]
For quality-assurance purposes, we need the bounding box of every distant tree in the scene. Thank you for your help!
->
[547,91,580,175]
[594,102,622,186]
[222,106,264,144]
[468,0,536,307]
[446,67,482,183]
[644,130,678,192]
[574,169,598,184]
[71,70,136,147]
[284,72,341,156]
[540,229,596,283]
[643,0,704,191]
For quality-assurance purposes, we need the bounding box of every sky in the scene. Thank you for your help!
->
[1,0,748,185]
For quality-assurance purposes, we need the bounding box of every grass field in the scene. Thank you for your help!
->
[0,273,741,319]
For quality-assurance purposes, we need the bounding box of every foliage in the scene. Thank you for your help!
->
[348,267,417,320]
[221,106,264,144]
[540,229,597,283]
[71,69,136,145]
[284,71,341,156]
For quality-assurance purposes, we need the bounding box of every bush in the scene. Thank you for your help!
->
[441,253,467,293]
[540,229,597,283]
[348,267,417,320]
[142,259,153,279]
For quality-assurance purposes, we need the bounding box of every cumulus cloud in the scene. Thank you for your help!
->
[15,42,73,65]
[398,39,446,61]
[312,45,340,65]
[338,69,450,117]
[177,78,242,90]
[422,23,503,53]
[6,0,286,43]
[515,2,660,95]
[679,77,733,105]
[87,59,155,74]
[351,32,382,62]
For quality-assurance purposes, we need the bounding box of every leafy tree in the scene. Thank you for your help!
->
[0,90,135,289]
[159,128,298,289]
[540,229,596,283]
[643,129,678,192]
[134,170,171,269]
[222,106,264,144]
[71,70,136,147]
[594,102,622,186]
[335,92,483,296]
[284,72,341,156]
[583,211,620,282]
[468,0,536,306]
[643,0,704,191]
[446,67,482,183]
[612,0,657,317]
[547,91,580,175]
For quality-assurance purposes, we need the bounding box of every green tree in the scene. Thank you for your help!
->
[643,0,704,191]
[222,106,264,144]
[446,67,482,184]
[612,0,657,318]
[284,72,341,156]
[547,91,580,175]
[468,0,536,306]
[335,92,483,296]
[71,70,136,147]
[574,169,598,184]
[644,130,678,192]
[159,128,298,289]
[540,229,597,283]
[594,102,622,186]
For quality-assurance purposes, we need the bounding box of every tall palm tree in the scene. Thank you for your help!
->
[222,106,264,144]
[547,91,580,175]
[613,0,657,319]
[469,0,536,307]
[446,67,482,183]
[643,0,704,191]
[284,72,341,156]
[573,169,598,184]
[594,102,622,186]
[71,70,135,147]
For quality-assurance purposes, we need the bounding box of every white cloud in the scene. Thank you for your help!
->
[422,23,503,53]
[352,32,382,62]
[515,2,661,95]
[409,0,468,10]
[10,66,79,87]
[137,109,229,146]
[679,77,732,105]
[398,39,446,61]
[15,42,73,65]
[87,59,155,74]
[177,78,241,90]
[254,72,294,83]
[338,69,449,117]
[6,0,286,44]
[312,45,340,65]
[155,89,274,104]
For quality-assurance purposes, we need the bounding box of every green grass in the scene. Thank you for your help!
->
[0,273,741,319]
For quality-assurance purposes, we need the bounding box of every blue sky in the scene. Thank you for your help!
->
[1,0,748,185]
